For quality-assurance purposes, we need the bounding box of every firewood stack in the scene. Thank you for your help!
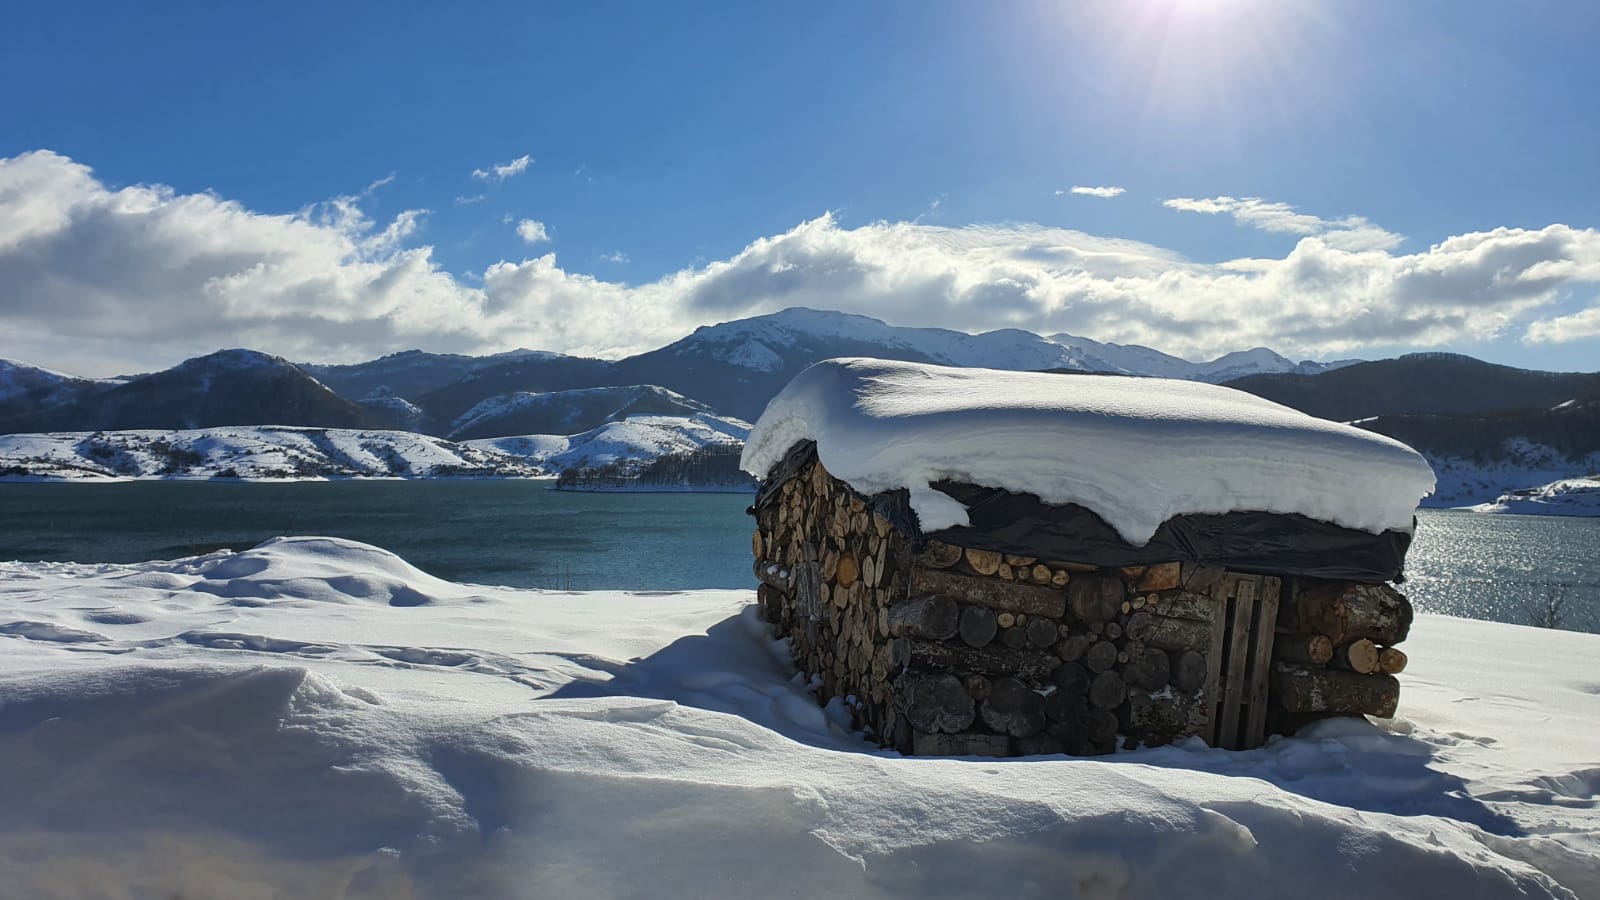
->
[752,458,1415,756]
[1269,580,1411,734]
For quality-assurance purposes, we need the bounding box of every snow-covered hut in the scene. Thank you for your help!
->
[740,358,1437,756]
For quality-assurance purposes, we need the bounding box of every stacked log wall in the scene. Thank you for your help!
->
[753,460,1415,756]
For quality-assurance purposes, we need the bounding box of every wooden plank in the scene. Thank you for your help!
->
[1243,576,1281,749]
[1218,577,1257,750]
[1200,579,1229,747]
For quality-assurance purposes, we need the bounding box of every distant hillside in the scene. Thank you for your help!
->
[0,359,117,422]
[413,355,626,431]
[447,385,714,441]
[1224,353,1599,421]
[0,350,380,434]
[301,348,572,405]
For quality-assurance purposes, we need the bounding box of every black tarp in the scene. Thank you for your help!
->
[751,441,1413,583]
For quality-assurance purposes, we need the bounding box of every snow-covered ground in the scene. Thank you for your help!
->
[1427,442,1600,513]
[0,417,751,484]
[469,411,750,472]
[0,427,541,480]
[0,536,1593,899]
[1468,477,1600,517]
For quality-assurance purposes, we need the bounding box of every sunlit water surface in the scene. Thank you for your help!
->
[1,483,1594,631]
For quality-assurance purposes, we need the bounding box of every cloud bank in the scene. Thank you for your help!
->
[1164,195,1404,252]
[2,150,1598,376]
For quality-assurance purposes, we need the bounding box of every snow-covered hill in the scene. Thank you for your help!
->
[0,427,541,480]
[1423,440,1600,509]
[1467,476,1600,516]
[448,384,714,441]
[468,412,750,472]
[0,536,1592,898]
[0,357,117,420]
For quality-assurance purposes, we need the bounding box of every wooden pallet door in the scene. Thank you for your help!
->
[1200,573,1282,750]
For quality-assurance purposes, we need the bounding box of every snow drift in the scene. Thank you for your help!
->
[0,537,1594,898]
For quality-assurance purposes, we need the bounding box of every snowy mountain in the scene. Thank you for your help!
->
[0,349,381,435]
[0,358,118,422]
[447,385,715,441]
[0,427,542,480]
[1467,475,1600,516]
[613,308,1363,421]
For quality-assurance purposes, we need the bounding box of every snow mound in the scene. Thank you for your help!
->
[743,358,1437,542]
[0,539,1593,897]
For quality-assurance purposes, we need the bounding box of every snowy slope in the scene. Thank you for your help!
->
[743,358,1436,542]
[448,384,714,441]
[0,427,542,480]
[468,412,750,471]
[0,357,116,419]
[1424,441,1600,508]
[1046,333,1358,382]
[0,536,1592,898]
[1467,476,1600,516]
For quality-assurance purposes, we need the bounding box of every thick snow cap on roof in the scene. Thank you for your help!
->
[741,358,1437,545]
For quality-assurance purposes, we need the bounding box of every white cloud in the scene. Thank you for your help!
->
[1165,195,1404,252]
[2,150,1599,376]
[1066,186,1125,198]
[600,250,629,264]
[454,194,486,206]
[1525,303,1600,343]
[472,154,532,182]
[515,219,549,244]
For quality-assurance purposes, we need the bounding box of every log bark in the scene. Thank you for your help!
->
[1137,562,1182,592]
[958,605,998,648]
[911,730,1010,757]
[1292,582,1412,645]
[1378,647,1408,675]
[964,547,1002,576]
[893,672,976,733]
[1180,561,1226,592]
[1153,591,1217,623]
[1171,650,1206,694]
[998,626,1029,650]
[1143,615,1214,653]
[1273,633,1334,666]
[753,558,791,592]
[1122,613,1155,647]
[886,596,961,641]
[1057,633,1091,662]
[1124,647,1171,691]
[895,638,1059,681]
[1089,670,1127,710]
[920,541,965,569]
[1050,661,1090,695]
[1272,665,1400,718]
[1331,638,1381,675]
[1026,617,1058,649]
[1085,640,1119,673]
[981,677,1046,738]
[1067,575,1124,623]
[911,569,1066,618]
[1124,690,1207,738]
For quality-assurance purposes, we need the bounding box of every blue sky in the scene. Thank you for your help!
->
[2,0,1598,376]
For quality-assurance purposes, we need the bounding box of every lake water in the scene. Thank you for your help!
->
[1,482,1595,632]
